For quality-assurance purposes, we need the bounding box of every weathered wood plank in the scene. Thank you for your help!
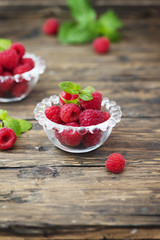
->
[0,165,160,232]
[0,227,160,239]
[0,118,159,168]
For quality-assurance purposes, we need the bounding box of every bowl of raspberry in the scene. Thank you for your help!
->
[0,41,45,102]
[34,82,122,153]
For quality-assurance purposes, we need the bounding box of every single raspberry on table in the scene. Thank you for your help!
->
[0,72,15,92]
[79,91,102,110]
[0,127,17,150]
[61,122,82,147]
[83,130,102,147]
[79,109,104,127]
[45,106,61,124]
[105,153,125,174]
[93,37,110,54]
[0,48,19,71]
[59,91,78,106]
[13,63,32,75]
[11,79,29,98]
[42,18,59,35]
[60,103,81,123]
[21,58,35,69]
[101,111,111,121]
[10,42,26,58]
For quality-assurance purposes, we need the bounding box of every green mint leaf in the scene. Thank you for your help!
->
[16,119,32,133]
[60,95,79,105]
[0,39,11,52]
[58,21,98,44]
[79,91,93,101]
[76,84,81,92]
[59,81,80,94]
[0,109,8,120]
[82,86,95,93]
[3,116,21,137]
[98,10,123,42]
[67,0,96,24]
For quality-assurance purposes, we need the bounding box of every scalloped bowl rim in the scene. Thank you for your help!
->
[34,95,122,134]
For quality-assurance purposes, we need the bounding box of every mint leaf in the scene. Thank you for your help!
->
[58,21,98,44]
[0,39,11,52]
[0,109,8,120]
[67,0,96,24]
[16,119,32,133]
[59,81,80,94]
[60,95,79,105]
[3,116,21,137]
[79,91,93,101]
[98,10,123,42]
[82,86,95,93]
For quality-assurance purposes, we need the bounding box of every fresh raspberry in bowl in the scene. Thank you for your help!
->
[0,40,45,102]
[34,82,122,153]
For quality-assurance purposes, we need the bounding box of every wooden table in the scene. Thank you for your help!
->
[0,2,160,239]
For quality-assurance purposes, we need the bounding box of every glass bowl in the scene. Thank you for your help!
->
[34,95,122,153]
[0,53,46,102]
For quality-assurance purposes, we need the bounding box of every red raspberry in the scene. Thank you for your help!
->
[61,122,82,146]
[21,58,35,69]
[60,103,81,123]
[59,91,78,106]
[0,89,4,97]
[93,37,110,54]
[13,63,32,75]
[83,130,102,147]
[101,111,111,121]
[0,127,17,150]
[0,65,3,75]
[1,72,15,92]
[106,153,125,174]
[10,42,26,58]
[79,91,102,110]
[55,129,66,145]
[79,109,104,127]
[0,49,19,71]
[42,18,59,35]
[11,80,29,98]
[45,106,61,124]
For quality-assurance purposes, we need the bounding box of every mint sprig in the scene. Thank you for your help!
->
[59,81,95,102]
[0,109,32,136]
[58,0,123,44]
[0,39,11,52]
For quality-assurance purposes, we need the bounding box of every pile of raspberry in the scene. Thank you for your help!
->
[0,42,35,98]
[45,90,111,148]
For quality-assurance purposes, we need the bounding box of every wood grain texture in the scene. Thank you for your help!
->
[0,8,160,240]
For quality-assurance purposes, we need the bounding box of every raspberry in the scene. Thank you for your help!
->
[1,72,15,92]
[79,91,102,110]
[79,109,104,126]
[60,103,81,123]
[83,130,102,147]
[93,37,110,54]
[0,49,19,71]
[13,63,32,75]
[55,129,66,145]
[21,58,35,69]
[42,18,59,35]
[59,91,78,106]
[45,106,61,124]
[0,89,4,97]
[101,111,111,121]
[106,153,125,174]
[0,65,3,75]
[0,127,17,150]
[11,80,29,98]
[61,122,82,146]
[10,42,26,58]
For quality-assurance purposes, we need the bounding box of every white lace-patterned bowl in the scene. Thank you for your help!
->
[34,95,122,153]
[0,53,46,102]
